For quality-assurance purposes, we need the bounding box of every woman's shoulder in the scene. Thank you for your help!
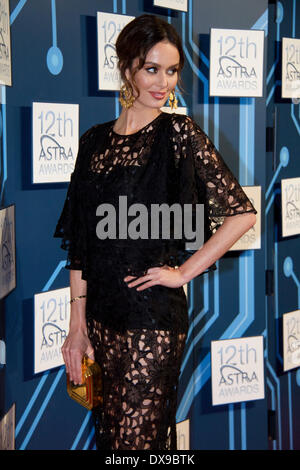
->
[79,119,115,144]
[163,111,202,137]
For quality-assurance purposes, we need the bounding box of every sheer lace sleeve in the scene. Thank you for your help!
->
[53,130,91,273]
[171,115,257,234]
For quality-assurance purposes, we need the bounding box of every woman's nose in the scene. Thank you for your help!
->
[157,71,169,89]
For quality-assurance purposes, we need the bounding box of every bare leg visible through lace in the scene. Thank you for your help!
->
[87,319,186,450]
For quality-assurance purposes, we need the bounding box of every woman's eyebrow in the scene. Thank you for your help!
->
[144,61,180,68]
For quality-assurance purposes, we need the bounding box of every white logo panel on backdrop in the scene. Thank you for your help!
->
[0,204,16,299]
[230,186,261,250]
[153,0,188,12]
[34,287,70,374]
[32,102,79,183]
[97,12,135,91]
[209,28,264,97]
[176,419,190,450]
[282,37,300,99]
[211,336,265,406]
[281,177,300,237]
[0,0,12,86]
[283,309,300,372]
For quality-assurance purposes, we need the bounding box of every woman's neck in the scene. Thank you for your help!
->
[113,107,162,135]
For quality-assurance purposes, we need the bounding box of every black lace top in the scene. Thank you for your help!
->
[53,112,256,333]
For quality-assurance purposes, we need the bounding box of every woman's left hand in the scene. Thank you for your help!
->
[123,265,186,291]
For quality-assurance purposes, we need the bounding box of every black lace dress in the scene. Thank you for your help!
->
[53,112,257,450]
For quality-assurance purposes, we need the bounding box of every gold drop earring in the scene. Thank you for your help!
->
[168,90,178,110]
[119,83,135,109]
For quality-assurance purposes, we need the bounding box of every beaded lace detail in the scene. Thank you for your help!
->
[89,114,164,176]
[87,319,186,450]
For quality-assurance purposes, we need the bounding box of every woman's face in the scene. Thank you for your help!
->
[126,40,180,110]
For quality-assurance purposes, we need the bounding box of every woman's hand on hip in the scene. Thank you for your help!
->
[61,329,94,385]
[123,265,187,291]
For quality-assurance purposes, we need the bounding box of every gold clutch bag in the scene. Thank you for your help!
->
[66,355,103,410]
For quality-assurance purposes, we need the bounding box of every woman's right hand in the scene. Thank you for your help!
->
[61,329,94,385]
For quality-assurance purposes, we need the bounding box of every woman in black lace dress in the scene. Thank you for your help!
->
[54,14,257,450]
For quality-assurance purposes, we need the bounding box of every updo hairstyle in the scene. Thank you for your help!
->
[115,14,185,98]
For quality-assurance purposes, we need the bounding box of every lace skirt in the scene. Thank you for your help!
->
[87,318,187,450]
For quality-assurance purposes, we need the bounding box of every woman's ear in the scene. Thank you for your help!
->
[124,67,131,82]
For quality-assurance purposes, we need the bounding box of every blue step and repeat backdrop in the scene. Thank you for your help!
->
[0,0,299,450]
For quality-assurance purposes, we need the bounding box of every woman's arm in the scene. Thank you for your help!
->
[61,270,94,385]
[178,211,256,283]
[69,269,88,332]
[124,211,256,291]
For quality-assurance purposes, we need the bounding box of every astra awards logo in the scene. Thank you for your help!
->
[283,310,300,371]
[1,213,13,285]
[216,36,258,91]
[40,322,67,363]
[285,183,300,226]
[286,200,300,224]
[37,110,75,176]
[97,13,134,90]
[33,103,79,183]
[211,336,264,406]
[34,288,70,373]
[282,37,300,100]
[217,344,259,398]
[287,334,300,366]
[281,178,300,238]
[210,28,264,97]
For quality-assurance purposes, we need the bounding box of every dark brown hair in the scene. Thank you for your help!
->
[116,14,184,97]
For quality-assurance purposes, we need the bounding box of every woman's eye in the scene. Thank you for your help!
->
[146,67,157,73]
[145,67,178,75]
